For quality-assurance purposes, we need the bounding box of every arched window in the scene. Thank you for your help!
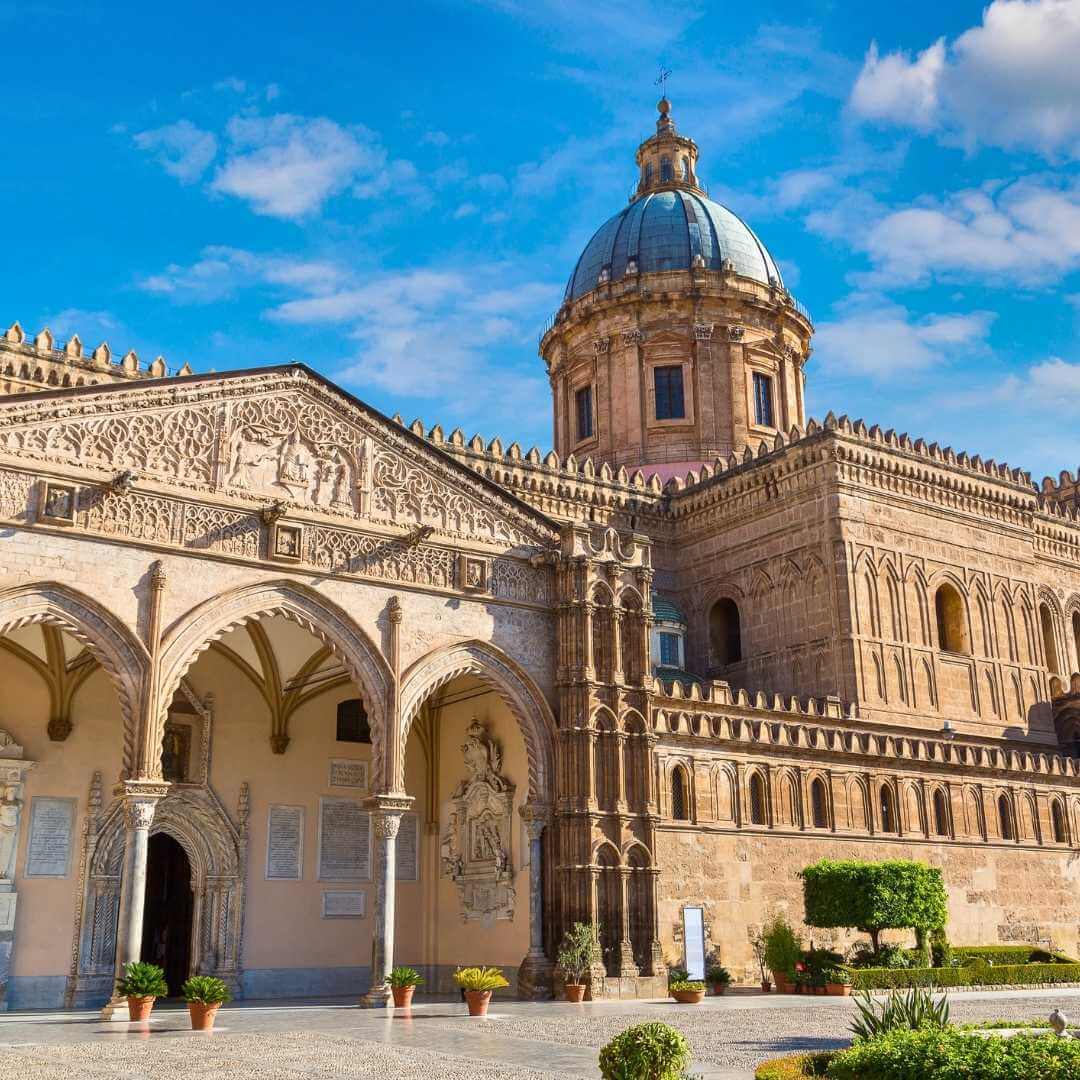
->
[1040,603,1060,673]
[671,766,689,821]
[644,162,654,186]
[749,772,766,825]
[932,788,950,837]
[935,584,969,654]
[1072,611,1080,672]
[998,794,1013,840]
[1052,799,1067,843]
[879,785,896,833]
[709,598,742,665]
[660,156,673,182]
[811,778,828,829]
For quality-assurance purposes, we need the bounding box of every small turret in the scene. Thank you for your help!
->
[634,97,703,199]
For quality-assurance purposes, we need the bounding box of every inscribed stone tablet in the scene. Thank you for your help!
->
[266,805,304,880]
[321,890,365,918]
[317,797,370,881]
[395,812,419,882]
[328,758,368,790]
[0,893,16,932]
[25,797,75,878]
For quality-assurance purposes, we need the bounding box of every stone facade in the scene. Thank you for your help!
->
[1,101,1080,1009]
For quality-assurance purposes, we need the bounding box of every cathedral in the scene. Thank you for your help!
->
[1,99,1079,1011]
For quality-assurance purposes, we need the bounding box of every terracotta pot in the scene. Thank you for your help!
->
[126,996,155,1022]
[826,983,852,996]
[672,989,705,1004]
[760,980,772,993]
[465,989,492,1016]
[564,983,586,1003]
[187,1002,220,1031]
[391,985,415,1008]
[711,984,728,996]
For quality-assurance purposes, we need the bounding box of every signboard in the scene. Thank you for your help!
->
[317,797,371,881]
[25,797,75,878]
[322,890,365,918]
[682,905,706,981]
[266,805,304,880]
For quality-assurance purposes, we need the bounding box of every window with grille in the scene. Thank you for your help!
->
[671,767,689,820]
[336,699,370,743]
[658,631,681,667]
[752,372,774,427]
[575,385,593,441]
[654,365,685,420]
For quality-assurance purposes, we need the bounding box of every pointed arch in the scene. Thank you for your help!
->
[670,762,691,821]
[747,769,767,825]
[931,786,950,837]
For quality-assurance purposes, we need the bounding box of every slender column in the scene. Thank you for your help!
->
[616,868,638,976]
[583,602,595,678]
[100,784,166,1019]
[611,611,624,684]
[517,804,554,999]
[360,796,412,1008]
[615,732,627,810]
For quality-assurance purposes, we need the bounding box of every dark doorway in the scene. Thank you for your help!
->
[141,833,193,997]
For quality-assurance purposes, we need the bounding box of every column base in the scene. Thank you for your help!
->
[358,984,391,1009]
[614,939,639,978]
[516,950,554,1000]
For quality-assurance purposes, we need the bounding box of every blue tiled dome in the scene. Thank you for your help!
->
[564,189,783,303]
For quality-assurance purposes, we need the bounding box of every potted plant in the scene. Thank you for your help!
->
[707,965,731,996]
[761,914,802,993]
[752,933,771,992]
[452,966,509,1017]
[115,961,169,1021]
[669,978,706,1004]
[386,966,424,1008]
[824,967,853,996]
[557,922,597,1003]
[181,975,231,1031]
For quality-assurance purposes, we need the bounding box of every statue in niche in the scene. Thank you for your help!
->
[0,785,22,883]
[441,718,515,922]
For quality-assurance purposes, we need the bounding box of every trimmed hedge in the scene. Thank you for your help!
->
[754,1053,835,1079]
[950,945,1076,965]
[825,1027,1080,1079]
[851,961,1080,990]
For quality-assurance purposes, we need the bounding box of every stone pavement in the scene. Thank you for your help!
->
[2,988,1079,1078]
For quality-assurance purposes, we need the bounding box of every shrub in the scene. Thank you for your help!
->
[557,922,599,984]
[598,1022,691,1080]
[707,964,731,985]
[115,961,169,999]
[669,979,705,992]
[755,1052,835,1079]
[801,859,948,955]
[850,961,1080,990]
[762,914,803,979]
[452,966,509,992]
[950,945,1075,965]
[803,948,845,977]
[930,928,951,968]
[667,966,690,985]
[825,1027,1080,1079]
[385,966,424,988]
[180,975,231,1005]
[849,986,949,1041]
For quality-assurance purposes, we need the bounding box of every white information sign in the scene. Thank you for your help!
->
[317,797,371,881]
[25,797,75,878]
[682,905,706,981]
[328,758,368,790]
[322,890,366,918]
[266,805,304,880]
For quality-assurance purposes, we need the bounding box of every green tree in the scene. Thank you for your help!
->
[800,859,947,956]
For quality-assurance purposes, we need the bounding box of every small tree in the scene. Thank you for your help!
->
[800,859,947,956]
[557,922,599,985]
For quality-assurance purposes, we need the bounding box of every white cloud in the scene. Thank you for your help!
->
[133,120,218,183]
[815,302,994,379]
[421,130,451,147]
[453,202,479,219]
[857,177,1080,286]
[211,114,386,218]
[997,357,1080,409]
[849,0,1080,157]
[39,308,123,343]
[213,76,247,94]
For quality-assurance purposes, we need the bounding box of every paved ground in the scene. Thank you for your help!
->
[1,987,1078,1078]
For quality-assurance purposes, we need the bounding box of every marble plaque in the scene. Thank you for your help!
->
[321,890,365,918]
[328,758,368,790]
[266,805,304,880]
[25,797,75,878]
[317,797,370,881]
[0,893,15,932]
[395,812,419,882]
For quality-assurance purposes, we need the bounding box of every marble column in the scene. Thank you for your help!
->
[360,795,412,1008]
[0,733,35,1013]
[101,782,166,1020]
[516,804,554,999]
[615,868,639,977]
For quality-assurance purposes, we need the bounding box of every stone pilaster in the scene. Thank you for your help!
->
[517,804,554,999]
[0,734,35,1012]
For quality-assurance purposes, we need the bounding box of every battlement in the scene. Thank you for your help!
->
[1,320,193,396]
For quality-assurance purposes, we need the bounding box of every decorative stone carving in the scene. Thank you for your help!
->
[459,554,489,593]
[693,323,714,340]
[593,337,611,354]
[442,718,516,922]
[0,731,35,1012]
[621,329,644,346]
[728,325,746,342]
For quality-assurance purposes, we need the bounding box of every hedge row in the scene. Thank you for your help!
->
[754,1052,834,1079]
[851,962,1080,990]
[950,945,1076,965]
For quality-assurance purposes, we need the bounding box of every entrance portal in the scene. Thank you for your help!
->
[141,833,194,996]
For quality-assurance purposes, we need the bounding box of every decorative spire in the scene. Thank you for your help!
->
[633,96,703,200]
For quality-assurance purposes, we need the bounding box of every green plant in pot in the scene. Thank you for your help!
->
[823,966,853,996]
[385,966,424,1008]
[707,964,732,995]
[669,978,706,1004]
[761,914,802,992]
[115,961,169,1021]
[599,1022,690,1080]
[181,975,231,1031]
[453,966,509,1017]
[752,933,771,992]
[557,922,599,1002]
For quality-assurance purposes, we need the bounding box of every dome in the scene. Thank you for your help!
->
[564,188,783,303]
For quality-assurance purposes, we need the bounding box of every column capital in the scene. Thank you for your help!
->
[364,793,414,821]
[113,779,169,804]
[519,803,553,839]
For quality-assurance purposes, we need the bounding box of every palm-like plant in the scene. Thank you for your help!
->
[452,966,510,992]
[116,961,169,999]
[181,975,232,1005]
[849,986,949,1041]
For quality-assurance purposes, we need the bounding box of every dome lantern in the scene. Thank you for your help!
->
[634,96,703,199]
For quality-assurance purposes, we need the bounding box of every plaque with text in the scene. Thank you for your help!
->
[328,758,368,790]
[266,804,304,880]
[0,893,16,932]
[25,797,75,878]
[321,890,365,918]
[395,811,419,882]
[317,797,370,881]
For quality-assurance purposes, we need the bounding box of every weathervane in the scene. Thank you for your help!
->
[654,66,672,93]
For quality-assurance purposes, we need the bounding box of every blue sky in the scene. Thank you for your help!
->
[3,0,1079,479]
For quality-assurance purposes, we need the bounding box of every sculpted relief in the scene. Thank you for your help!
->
[441,719,516,922]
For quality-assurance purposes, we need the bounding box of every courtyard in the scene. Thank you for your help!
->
[2,988,1079,1079]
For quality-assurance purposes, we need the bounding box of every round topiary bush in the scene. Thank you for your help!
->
[598,1021,691,1080]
